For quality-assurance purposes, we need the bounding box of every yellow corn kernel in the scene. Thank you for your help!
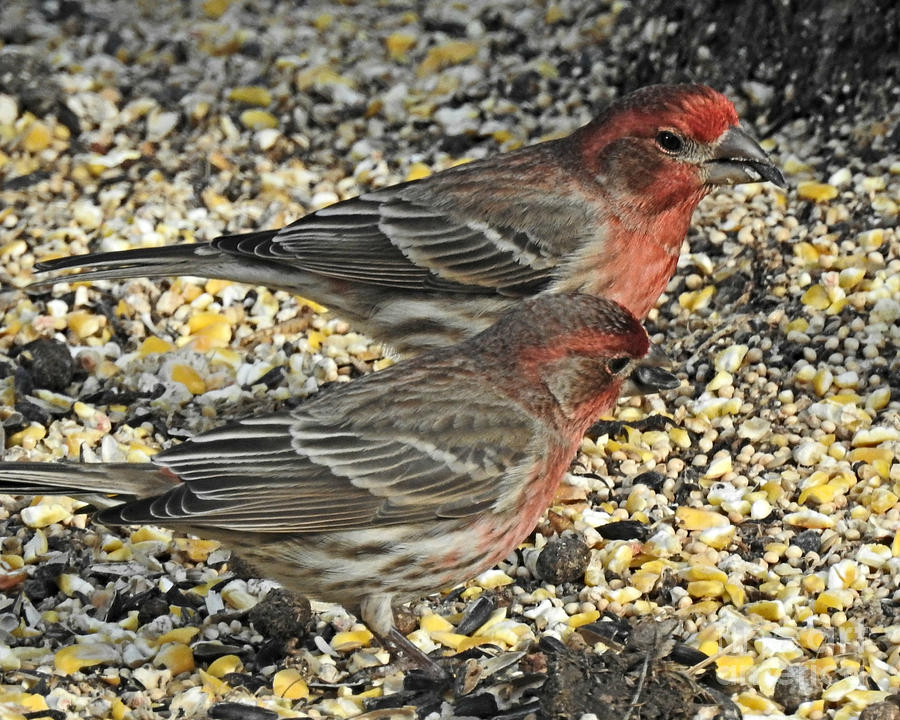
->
[331,629,373,651]
[716,655,754,682]
[207,654,243,677]
[273,668,309,699]
[155,643,195,675]
[797,181,838,202]
[676,507,729,530]
[139,336,175,356]
[171,364,207,395]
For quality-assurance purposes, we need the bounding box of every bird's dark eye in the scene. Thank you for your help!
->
[655,130,684,154]
[608,356,631,374]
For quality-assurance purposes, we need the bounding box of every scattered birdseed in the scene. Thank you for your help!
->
[0,1,898,719]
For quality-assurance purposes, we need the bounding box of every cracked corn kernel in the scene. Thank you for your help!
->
[153,628,199,646]
[802,285,830,310]
[705,455,732,478]
[676,507,729,530]
[753,658,786,696]
[206,655,242,677]
[853,426,900,446]
[474,568,514,588]
[678,285,714,311]
[155,643,195,675]
[130,526,172,543]
[631,570,660,594]
[605,542,633,574]
[228,86,272,106]
[567,610,600,628]
[1,555,23,570]
[118,611,139,631]
[273,668,309,700]
[724,582,746,607]
[23,529,48,563]
[430,631,479,650]
[828,559,862,589]
[67,310,103,338]
[681,566,728,583]
[799,483,839,505]
[332,629,373,651]
[57,573,94,597]
[55,644,119,674]
[0,691,48,713]
[173,538,220,562]
[23,122,52,152]
[783,510,835,529]
[139,336,175,356]
[838,267,865,289]
[8,424,47,450]
[405,161,431,181]
[856,544,891,569]
[802,575,826,594]
[736,692,782,714]
[607,587,641,605]
[797,181,839,202]
[171,365,207,395]
[199,668,228,694]
[797,628,826,651]
[794,241,819,263]
[815,591,846,613]
[866,387,891,411]
[745,601,785,621]
[822,676,861,702]
[416,41,478,76]
[239,109,277,130]
[385,32,417,60]
[419,614,453,634]
[715,344,748,373]
[687,581,724,598]
[201,0,228,18]
[698,525,735,549]
[716,655,754,681]
[221,586,256,611]
[20,503,71,528]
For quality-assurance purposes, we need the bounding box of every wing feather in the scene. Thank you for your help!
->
[132,370,537,533]
[210,158,577,295]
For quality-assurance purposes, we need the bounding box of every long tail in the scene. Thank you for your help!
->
[0,461,177,503]
[30,244,226,289]
[29,233,316,296]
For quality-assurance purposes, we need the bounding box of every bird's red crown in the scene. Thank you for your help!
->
[584,83,739,147]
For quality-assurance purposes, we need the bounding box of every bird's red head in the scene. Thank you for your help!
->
[580,84,738,153]
[570,83,779,237]
[481,294,650,424]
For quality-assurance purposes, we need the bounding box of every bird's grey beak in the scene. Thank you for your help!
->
[705,126,785,188]
[621,344,681,397]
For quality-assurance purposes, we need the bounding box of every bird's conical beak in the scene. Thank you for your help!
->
[621,344,681,397]
[705,126,785,188]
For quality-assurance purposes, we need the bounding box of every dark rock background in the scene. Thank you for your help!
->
[609,0,900,132]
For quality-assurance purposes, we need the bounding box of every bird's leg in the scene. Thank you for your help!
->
[378,626,448,680]
[360,594,449,681]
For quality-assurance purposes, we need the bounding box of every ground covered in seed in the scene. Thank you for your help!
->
[0,2,899,720]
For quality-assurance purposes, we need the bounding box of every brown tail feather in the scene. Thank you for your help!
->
[0,461,176,499]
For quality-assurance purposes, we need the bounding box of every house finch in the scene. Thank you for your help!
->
[34,84,783,354]
[0,294,675,674]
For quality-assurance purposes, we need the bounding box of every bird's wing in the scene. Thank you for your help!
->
[122,371,536,533]
[212,155,581,297]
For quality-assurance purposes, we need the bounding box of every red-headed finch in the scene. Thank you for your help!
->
[34,83,783,353]
[0,294,677,674]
